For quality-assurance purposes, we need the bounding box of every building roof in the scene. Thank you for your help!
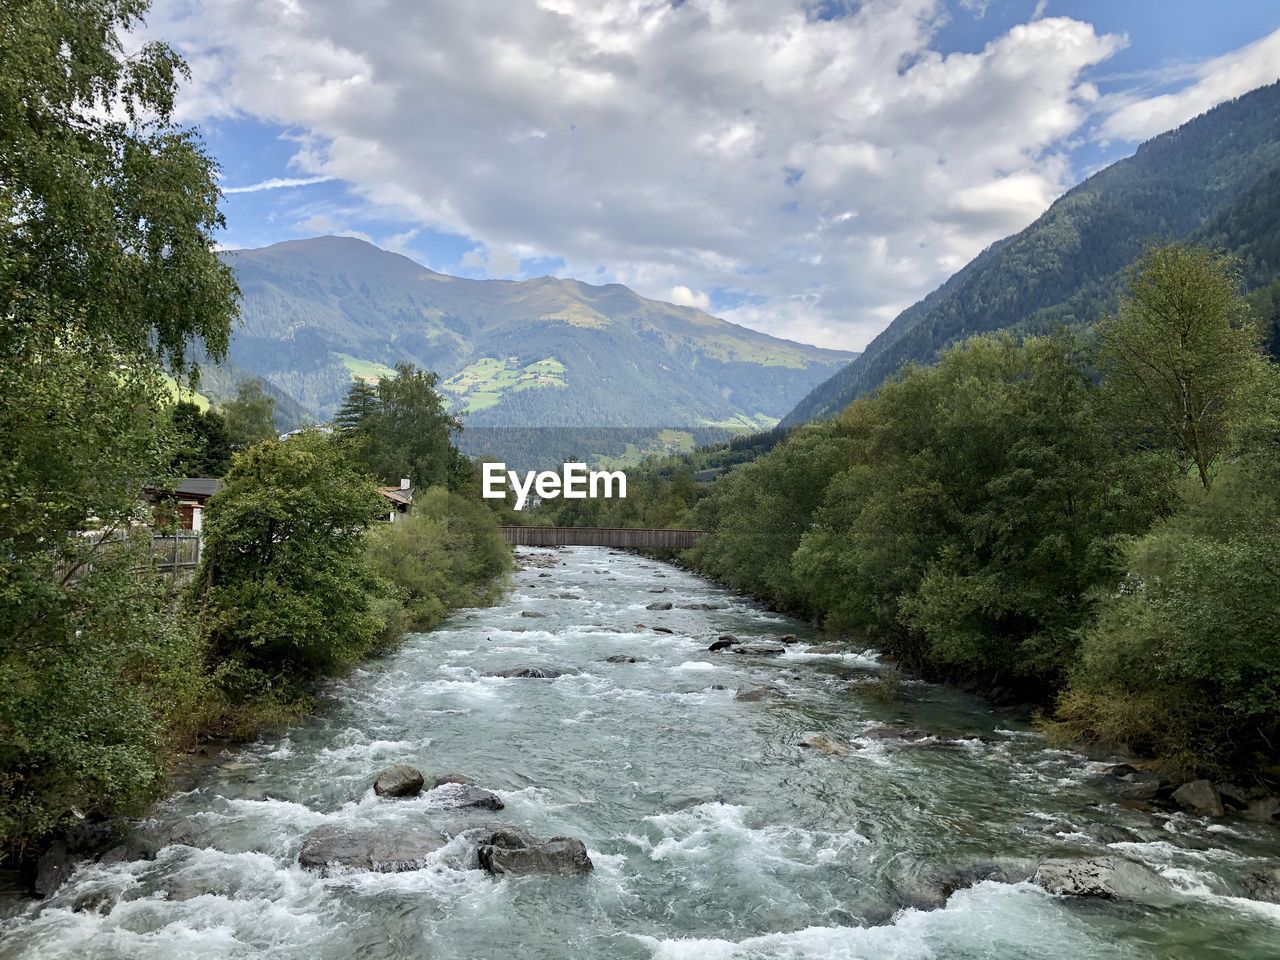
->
[378,486,413,507]
[174,478,224,499]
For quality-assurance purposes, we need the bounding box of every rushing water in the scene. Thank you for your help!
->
[3,547,1279,959]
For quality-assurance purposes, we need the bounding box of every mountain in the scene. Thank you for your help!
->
[783,81,1280,426]
[218,238,855,456]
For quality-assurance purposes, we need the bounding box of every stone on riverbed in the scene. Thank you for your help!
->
[373,763,425,798]
[476,827,593,877]
[1033,856,1175,903]
[652,626,675,634]
[645,601,673,610]
[428,782,505,811]
[734,683,786,702]
[606,654,638,663]
[798,732,851,756]
[488,666,564,679]
[299,825,443,874]
[732,643,786,655]
[520,610,547,618]
[708,635,736,651]
[1171,779,1225,818]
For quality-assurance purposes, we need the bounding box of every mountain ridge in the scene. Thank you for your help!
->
[782,81,1280,426]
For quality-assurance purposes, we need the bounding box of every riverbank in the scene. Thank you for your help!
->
[2,546,1278,958]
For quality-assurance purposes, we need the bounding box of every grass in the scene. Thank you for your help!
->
[163,375,212,410]
[335,353,398,383]
[442,356,566,412]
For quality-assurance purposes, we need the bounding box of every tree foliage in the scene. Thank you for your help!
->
[193,433,388,697]
[219,379,277,448]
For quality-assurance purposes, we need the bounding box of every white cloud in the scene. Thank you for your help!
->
[669,285,711,310]
[460,245,521,278]
[138,0,1220,350]
[222,175,334,194]
[1100,29,1280,142]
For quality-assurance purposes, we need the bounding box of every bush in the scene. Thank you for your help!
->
[366,487,512,635]
[1060,458,1280,775]
[193,433,388,699]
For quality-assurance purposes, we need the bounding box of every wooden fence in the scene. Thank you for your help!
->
[500,526,707,550]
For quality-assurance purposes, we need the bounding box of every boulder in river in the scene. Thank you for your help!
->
[798,732,851,756]
[652,626,675,635]
[903,861,1032,911]
[299,824,443,874]
[861,724,930,741]
[679,603,717,610]
[1171,779,1225,818]
[432,773,472,788]
[708,636,736,651]
[373,763,425,798]
[645,601,673,611]
[606,654,638,663]
[1240,867,1280,904]
[778,634,799,645]
[732,643,786,655]
[520,610,547,618]
[648,587,669,593]
[488,666,564,679]
[734,683,786,702]
[1033,856,1175,903]
[476,827,593,876]
[428,782,505,811]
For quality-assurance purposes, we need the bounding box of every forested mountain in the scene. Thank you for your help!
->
[784,81,1280,425]
[219,238,855,440]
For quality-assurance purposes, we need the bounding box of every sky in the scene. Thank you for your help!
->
[141,0,1280,351]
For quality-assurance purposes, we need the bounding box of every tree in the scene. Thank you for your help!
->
[0,0,238,371]
[335,380,380,433]
[220,380,277,448]
[193,433,387,699]
[1097,244,1273,489]
[349,364,468,489]
[170,401,233,476]
[0,0,237,850]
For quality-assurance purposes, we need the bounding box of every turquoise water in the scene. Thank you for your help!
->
[2,547,1278,958]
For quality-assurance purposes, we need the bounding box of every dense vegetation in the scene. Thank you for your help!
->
[0,1,510,866]
[785,81,1280,426]
[544,245,1280,779]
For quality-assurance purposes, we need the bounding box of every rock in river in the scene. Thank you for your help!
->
[734,683,786,702]
[477,827,593,877]
[489,666,564,679]
[606,654,638,663]
[373,763,425,798]
[428,782,505,811]
[708,635,736,651]
[1033,856,1175,903]
[645,601,673,611]
[798,732,851,756]
[1171,779,1225,818]
[520,610,548,618]
[299,825,443,874]
[732,643,786,655]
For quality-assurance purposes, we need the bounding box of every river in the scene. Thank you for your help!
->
[2,547,1278,958]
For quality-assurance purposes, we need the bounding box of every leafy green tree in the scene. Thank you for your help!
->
[0,0,237,850]
[170,400,232,476]
[346,363,468,489]
[1058,455,1280,775]
[219,379,277,448]
[0,0,238,370]
[366,487,512,634]
[1097,244,1273,489]
[193,433,387,700]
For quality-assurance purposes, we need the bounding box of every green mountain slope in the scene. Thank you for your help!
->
[783,81,1280,426]
[219,238,855,441]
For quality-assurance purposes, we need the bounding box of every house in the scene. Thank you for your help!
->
[377,478,414,522]
[144,477,223,532]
